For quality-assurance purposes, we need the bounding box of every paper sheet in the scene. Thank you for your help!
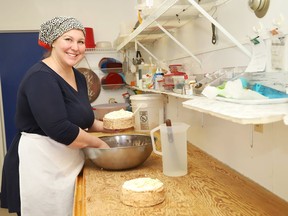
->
[245,37,267,73]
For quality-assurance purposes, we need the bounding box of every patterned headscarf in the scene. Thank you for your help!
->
[38,16,86,49]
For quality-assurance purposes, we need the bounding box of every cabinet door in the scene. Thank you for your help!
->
[0,32,45,149]
[0,80,5,189]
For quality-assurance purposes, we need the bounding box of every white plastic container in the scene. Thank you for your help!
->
[130,94,164,132]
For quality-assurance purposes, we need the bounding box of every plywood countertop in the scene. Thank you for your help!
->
[73,132,288,216]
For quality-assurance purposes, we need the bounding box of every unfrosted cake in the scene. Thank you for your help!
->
[103,109,134,130]
[120,177,165,207]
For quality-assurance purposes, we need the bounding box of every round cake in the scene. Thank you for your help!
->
[103,109,134,130]
[120,177,165,207]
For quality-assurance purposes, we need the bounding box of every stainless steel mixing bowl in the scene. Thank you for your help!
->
[83,134,153,170]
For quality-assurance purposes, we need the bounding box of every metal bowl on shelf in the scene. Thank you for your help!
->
[83,134,153,170]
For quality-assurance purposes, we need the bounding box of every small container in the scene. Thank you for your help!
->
[163,73,174,85]
[193,83,205,95]
[153,71,164,90]
[157,79,165,91]
[173,73,186,90]
[164,72,186,85]
[163,84,174,91]
[142,74,153,89]
[85,27,96,48]
[169,64,183,73]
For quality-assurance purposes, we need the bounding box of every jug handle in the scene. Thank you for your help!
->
[150,126,162,156]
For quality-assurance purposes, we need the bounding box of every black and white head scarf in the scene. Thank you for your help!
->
[38,16,86,49]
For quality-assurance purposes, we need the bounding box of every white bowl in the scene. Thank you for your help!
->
[96,41,112,48]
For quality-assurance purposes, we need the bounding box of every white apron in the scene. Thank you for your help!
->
[18,132,85,216]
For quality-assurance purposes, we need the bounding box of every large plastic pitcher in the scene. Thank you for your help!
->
[150,122,190,177]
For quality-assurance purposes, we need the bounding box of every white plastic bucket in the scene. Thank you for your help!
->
[130,94,164,132]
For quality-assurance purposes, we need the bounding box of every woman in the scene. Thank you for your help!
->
[1,16,110,216]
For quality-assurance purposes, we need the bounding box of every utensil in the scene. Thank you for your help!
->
[211,23,217,44]
[83,134,153,170]
[132,50,144,65]
[166,119,174,143]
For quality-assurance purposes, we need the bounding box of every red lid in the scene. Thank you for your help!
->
[164,72,186,76]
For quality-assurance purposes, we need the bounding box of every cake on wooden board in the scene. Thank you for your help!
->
[103,109,134,130]
[120,177,165,207]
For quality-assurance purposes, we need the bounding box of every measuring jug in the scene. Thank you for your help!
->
[150,122,190,177]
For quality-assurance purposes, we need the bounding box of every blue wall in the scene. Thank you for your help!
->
[0,32,44,149]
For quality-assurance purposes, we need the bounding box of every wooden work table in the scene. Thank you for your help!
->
[73,133,288,216]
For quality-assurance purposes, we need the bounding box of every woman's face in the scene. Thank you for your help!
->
[51,29,86,67]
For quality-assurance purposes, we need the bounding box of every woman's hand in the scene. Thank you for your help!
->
[68,128,111,149]
[98,139,110,148]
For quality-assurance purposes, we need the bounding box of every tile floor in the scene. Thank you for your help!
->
[0,208,17,215]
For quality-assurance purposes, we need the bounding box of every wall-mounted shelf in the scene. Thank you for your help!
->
[183,97,288,125]
[128,85,288,125]
[85,48,117,54]
[127,85,194,99]
[115,0,251,67]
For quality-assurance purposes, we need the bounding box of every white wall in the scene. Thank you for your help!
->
[0,0,137,43]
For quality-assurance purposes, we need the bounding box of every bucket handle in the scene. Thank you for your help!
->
[132,103,143,116]
[150,126,162,156]
[131,103,147,109]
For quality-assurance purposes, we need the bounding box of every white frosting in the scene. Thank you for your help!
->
[104,109,133,119]
[122,177,163,192]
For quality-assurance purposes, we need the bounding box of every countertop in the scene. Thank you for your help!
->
[73,132,288,216]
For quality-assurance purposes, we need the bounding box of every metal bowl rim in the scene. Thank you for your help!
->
[95,134,153,150]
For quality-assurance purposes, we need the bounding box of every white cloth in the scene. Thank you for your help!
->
[18,132,85,216]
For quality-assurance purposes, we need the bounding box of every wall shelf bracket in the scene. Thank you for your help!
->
[155,21,202,66]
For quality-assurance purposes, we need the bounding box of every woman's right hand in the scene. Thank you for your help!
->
[68,128,110,149]
[98,139,110,149]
